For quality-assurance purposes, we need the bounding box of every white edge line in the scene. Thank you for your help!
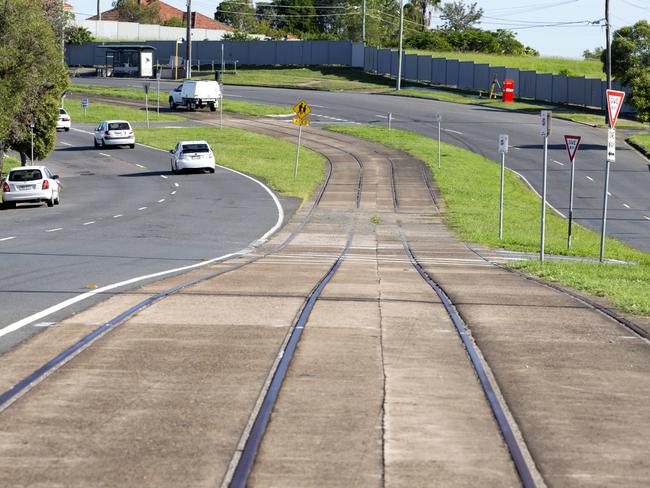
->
[511,169,566,219]
[0,137,286,339]
[136,164,146,169]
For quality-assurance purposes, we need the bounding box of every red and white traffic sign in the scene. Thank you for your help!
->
[606,89,626,128]
[564,135,581,162]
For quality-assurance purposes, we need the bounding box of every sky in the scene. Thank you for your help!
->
[69,0,648,58]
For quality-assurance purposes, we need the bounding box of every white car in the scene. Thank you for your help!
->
[2,165,61,208]
[56,108,71,131]
[94,120,135,149]
[168,80,221,111]
[170,141,216,173]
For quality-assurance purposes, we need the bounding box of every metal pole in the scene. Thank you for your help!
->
[605,0,611,91]
[30,124,34,163]
[499,152,505,240]
[599,160,611,262]
[175,41,179,81]
[145,92,149,128]
[157,75,160,117]
[61,0,65,65]
[396,0,404,91]
[221,44,225,78]
[568,156,576,251]
[437,120,441,170]
[186,0,192,79]
[294,124,303,179]
[540,135,548,262]
[362,0,366,43]
[388,112,392,130]
[219,83,223,129]
[97,0,101,20]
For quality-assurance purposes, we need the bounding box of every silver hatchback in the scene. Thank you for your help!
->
[94,120,135,149]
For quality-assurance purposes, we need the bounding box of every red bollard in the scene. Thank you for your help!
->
[502,79,515,102]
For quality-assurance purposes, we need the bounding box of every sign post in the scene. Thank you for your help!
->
[219,83,223,129]
[600,90,625,262]
[564,135,581,252]
[156,68,161,118]
[30,121,35,164]
[143,83,150,128]
[292,100,311,179]
[433,112,442,170]
[81,98,89,119]
[498,134,508,240]
[387,112,392,131]
[539,110,552,262]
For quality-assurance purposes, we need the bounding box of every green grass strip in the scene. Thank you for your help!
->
[628,134,650,158]
[328,124,650,316]
[64,100,183,124]
[1,156,21,203]
[136,126,324,203]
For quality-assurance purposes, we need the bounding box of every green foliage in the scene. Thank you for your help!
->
[65,25,94,44]
[161,17,185,27]
[628,68,650,123]
[112,0,160,23]
[222,30,254,41]
[405,28,531,55]
[440,0,483,31]
[215,0,257,31]
[583,47,603,60]
[0,0,68,168]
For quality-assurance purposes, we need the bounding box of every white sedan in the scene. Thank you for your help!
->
[56,108,71,131]
[2,165,61,208]
[94,120,135,149]
[170,141,216,174]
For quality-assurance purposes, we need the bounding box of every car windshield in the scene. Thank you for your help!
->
[59,109,66,115]
[108,122,130,130]
[9,169,43,182]
[182,144,210,153]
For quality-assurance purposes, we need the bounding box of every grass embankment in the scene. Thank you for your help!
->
[64,100,183,124]
[1,156,20,203]
[406,50,605,79]
[628,134,650,158]
[70,83,291,117]
[329,125,650,316]
[136,127,324,203]
[389,88,647,130]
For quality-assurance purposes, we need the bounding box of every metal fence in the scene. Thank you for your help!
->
[65,40,631,112]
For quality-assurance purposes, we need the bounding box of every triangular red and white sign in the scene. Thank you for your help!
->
[564,135,581,162]
[606,89,625,128]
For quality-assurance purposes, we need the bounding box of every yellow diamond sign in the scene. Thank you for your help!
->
[293,99,311,119]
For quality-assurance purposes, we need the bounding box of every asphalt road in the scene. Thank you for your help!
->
[0,125,290,353]
[76,77,650,253]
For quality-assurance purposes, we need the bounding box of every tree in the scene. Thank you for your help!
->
[583,47,603,60]
[215,0,258,32]
[112,0,160,24]
[440,0,482,31]
[406,0,440,32]
[65,25,94,44]
[0,0,68,171]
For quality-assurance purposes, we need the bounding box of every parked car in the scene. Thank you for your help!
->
[168,80,221,112]
[170,141,216,174]
[94,120,135,149]
[56,108,71,131]
[2,165,61,208]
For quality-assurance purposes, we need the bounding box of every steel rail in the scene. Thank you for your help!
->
[0,145,335,414]
[402,238,538,488]
[388,157,398,210]
[228,235,352,488]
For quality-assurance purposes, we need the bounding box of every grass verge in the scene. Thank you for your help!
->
[328,124,650,316]
[70,83,291,117]
[627,134,650,158]
[64,100,183,124]
[136,127,324,203]
[1,156,21,203]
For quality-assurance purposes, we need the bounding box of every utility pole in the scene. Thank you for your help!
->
[98,0,101,21]
[186,0,192,79]
[605,0,611,91]
[61,0,65,66]
[362,0,366,44]
[396,0,404,90]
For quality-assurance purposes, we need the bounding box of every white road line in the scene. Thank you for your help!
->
[644,216,650,221]
[552,160,564,166]
[513,147,522,150]
[138,206,147,210]
[136,164,146,169]
[160,175,168,179]
[623,203,630,209]
[0,236,16,242]
[171,190,177,195]
[83,221,95,226]
[586,176,594,181]
[158,198,165,203]
[174,182,179,187]
[33,322,55,328]
[60,142,72,146]
[443,129,463,135]
[99,152,110,157]
[607,192,612,197]
[310,104,325,108]
[45,228,62,233]
[113,214,122,218]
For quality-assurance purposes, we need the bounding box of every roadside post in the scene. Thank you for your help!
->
[174,37,183,81]
[433,112,441,170]
[600,89,625,262]
[539,110,552,262]
[388,112,392,131]
[563,135,582,252]
[221,44,225,79]
[292,99,312,179]
[220,83,223,129]
[30,121,35,164]
[143,83,150,128]
[61,90,67,109]
[498,134,508,240]
[81,98,89,119]
[156,68,161,117]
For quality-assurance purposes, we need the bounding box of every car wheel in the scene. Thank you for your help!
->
[171,161,177,174]
[169,98,175,111]
[208,168,215,173]
[94,138,99,148]
[186,101,192,111]
[3,202,16,209]
[130,144,135,149]
[54,193,60,205]
[47,197,55,207]
[209,102,216,112]
[101,139,106,148]
[65,128,70,132]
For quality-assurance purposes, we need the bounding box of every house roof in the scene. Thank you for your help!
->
[87,0,234,32]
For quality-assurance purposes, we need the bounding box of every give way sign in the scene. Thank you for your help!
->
[564,135,581,162]
[606,89,626,128]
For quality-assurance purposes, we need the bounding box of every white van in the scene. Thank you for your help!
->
[168,80,221,112]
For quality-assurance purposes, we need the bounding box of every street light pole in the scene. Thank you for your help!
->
[362,0,366,44]
[396,0,404,90]
[30,122,35,164]
[186,0,192,79]
[605,0,611,91]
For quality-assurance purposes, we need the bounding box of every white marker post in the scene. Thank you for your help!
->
[564,135,582,252]
[498,134,508,240]
[388,112,392,131]
[600,89,625,262]
[433,112,442,170]
[30,122,35,164]
[143,83,150,128]
[292,100,311,179]
[156,67,161,118]
[539,110,552,262]
[220,83,223,129]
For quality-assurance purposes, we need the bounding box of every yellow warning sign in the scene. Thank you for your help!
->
[292,117,310,126]
[292,100,311,119]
